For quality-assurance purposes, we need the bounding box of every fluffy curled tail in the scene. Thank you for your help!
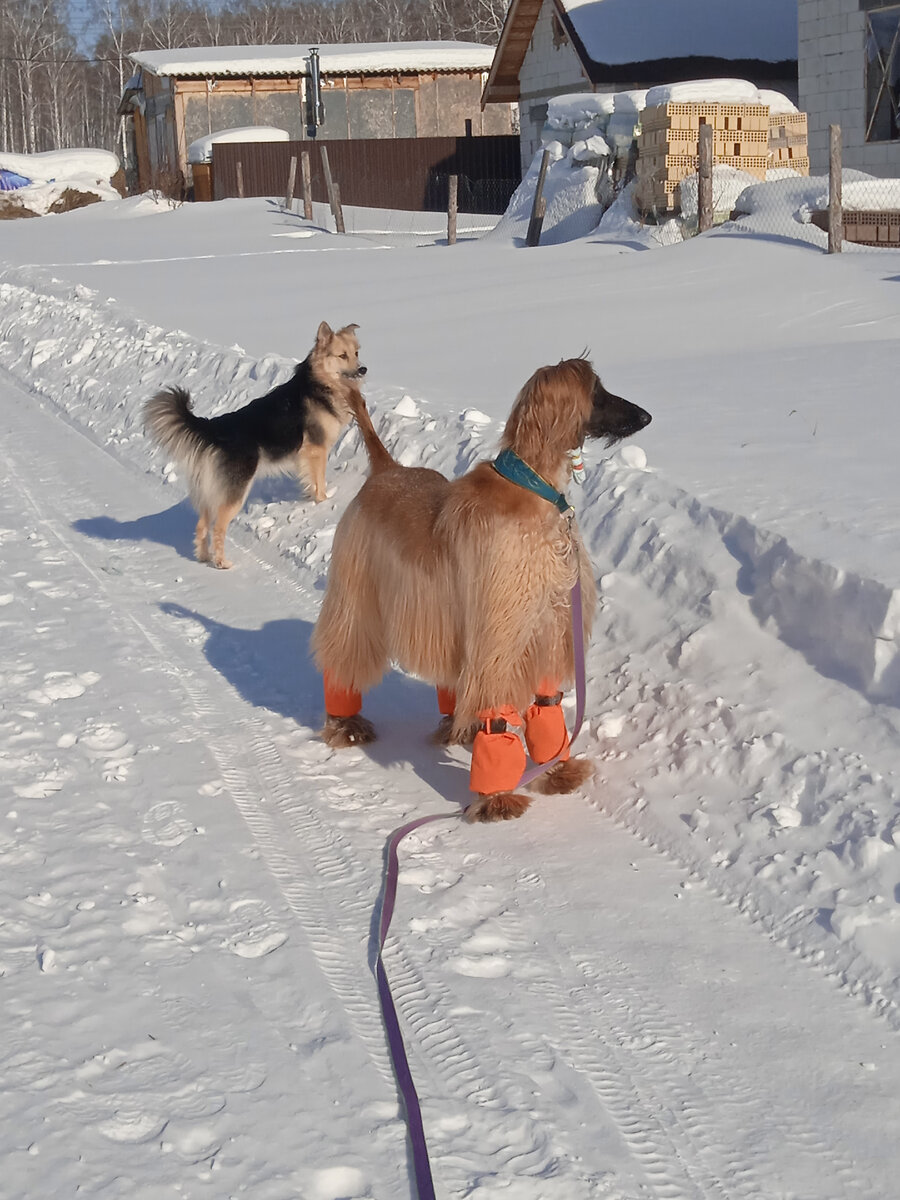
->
[346,385,395,475]
[143,386,209,457]
[144,386,223,511]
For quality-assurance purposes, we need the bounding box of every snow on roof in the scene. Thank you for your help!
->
[129,41,496,79]
[188,126,289,165]
[561,0,798,66]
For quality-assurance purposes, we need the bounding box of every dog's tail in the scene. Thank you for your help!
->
[347,386,395,475]
[144,387,223,505]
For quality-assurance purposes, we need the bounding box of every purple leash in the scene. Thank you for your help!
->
[373,577,586,1200]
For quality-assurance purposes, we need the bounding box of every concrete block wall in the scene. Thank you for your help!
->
[517,0,591,167]
[799,0,900,176]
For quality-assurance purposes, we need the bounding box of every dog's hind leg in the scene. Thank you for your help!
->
[194,509,212,563]
[431,688,478,746]
[210,498,245,569]
[321,672,376,748]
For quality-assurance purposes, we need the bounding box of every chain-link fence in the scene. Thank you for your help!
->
[633,124,900,253]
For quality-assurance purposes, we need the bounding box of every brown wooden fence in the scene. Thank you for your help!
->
[211,136,520,214]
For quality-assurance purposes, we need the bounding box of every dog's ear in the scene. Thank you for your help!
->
[316,321,334,347]
[340,323,360,335]
[504,359,595,469]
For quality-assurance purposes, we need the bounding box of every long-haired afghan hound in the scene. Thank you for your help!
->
[312,359,652,822]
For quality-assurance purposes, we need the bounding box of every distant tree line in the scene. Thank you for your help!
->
[0,0,507,157]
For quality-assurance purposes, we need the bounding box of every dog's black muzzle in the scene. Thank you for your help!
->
[347,365,367,379]
[587,384,652,443]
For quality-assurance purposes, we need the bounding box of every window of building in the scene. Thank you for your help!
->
[866,5,900,141]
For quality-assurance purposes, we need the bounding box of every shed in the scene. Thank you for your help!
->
[120,41,514,195]
[482,0,798,168]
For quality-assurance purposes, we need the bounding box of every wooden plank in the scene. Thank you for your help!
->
[828,124,842,255]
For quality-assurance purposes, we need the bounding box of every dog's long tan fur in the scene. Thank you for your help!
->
[314,360,650,820]
[331,370,594,726]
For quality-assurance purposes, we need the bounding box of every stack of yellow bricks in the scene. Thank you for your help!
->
[636,100,769,213]
[767,111,810,174]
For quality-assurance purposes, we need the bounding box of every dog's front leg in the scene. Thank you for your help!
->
[299,444,328,503]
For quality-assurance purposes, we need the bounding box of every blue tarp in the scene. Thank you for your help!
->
[0,169,31,191]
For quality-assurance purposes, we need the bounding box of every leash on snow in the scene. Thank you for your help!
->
[373,576,587,1200]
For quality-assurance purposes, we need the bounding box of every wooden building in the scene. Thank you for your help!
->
[118,41,513,195]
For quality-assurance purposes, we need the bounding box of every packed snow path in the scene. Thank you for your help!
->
[1,374,898,1200]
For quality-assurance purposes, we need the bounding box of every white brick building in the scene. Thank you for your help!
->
[484,0,798,169]
[799,1,900,175]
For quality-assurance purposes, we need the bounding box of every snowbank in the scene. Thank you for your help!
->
[0,148,122,216]
[483,144,610,244]
[0,148,119,183]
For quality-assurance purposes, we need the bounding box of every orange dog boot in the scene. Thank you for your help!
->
[323,670,362,718]
[524,692,570,764]
[469,708,526,794]
[436,687,456,716]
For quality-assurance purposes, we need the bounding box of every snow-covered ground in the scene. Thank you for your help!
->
[1,191,899,1198]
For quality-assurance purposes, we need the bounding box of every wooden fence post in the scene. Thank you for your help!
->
[236,159,244,199]
[301,150,313,220]
[447,174,458,245]
[698,119,713,233]
[331,181,346,234]
[526,148,550,246]
[320,146,345,233]
[828,124,842,254]
[284,155,297,210]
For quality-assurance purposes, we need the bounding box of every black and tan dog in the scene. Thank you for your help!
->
[144,322,365,568]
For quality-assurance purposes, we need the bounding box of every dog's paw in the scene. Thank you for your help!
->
[465,791,531,823]
[322,713,376,748]
[430,716,478,747]
[212,557,234,570]
[530,757,594,795]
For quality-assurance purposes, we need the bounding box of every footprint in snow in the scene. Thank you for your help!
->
[27,670,100,705]
[142,800,197,847]
[223,898,287,959]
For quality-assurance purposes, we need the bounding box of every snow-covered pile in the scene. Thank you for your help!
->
[0,148,121,214]
[543,88,647,162]
[494,79,803,245]
[188,126,290,165]
[644,78,792,107]
[812,177,900,211]
[484,142,611,244]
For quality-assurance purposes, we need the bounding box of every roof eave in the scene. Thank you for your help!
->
[482,0,545,105]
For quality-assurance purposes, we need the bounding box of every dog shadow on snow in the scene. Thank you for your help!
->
[74,481,311,563]
[159,601,470,808]
[74,500,198,561]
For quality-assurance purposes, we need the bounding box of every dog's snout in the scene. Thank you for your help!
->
[636,407,651,428]
[357,365,367,376]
